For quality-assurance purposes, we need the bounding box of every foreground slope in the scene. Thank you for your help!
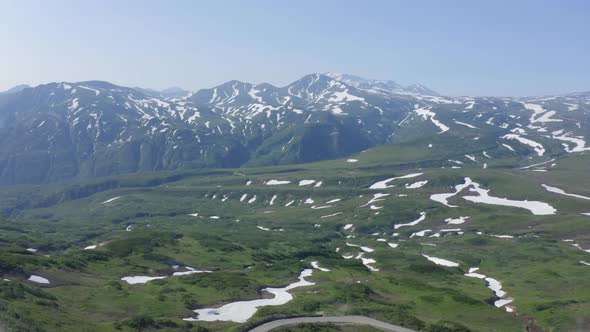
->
[1,137,589,331]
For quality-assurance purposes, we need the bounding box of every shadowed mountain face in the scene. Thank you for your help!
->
[0,73,588,184]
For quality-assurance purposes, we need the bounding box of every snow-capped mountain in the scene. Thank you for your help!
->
[132,86,191,99]
[324,72,440,96]
[0,74,587,184]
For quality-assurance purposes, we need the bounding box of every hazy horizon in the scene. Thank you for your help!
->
[2,0,589,96]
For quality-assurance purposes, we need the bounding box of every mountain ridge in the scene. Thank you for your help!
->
[0,73,588,185]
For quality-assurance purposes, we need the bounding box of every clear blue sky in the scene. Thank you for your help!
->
[1,0,589,96]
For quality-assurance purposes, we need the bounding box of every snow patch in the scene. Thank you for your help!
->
[405,180,428,189]
[321,212,343,218]
[463,180,556,215]
[542,184,590,201]
[311,261,330,272]
[502,134,545,156]
[445,216,470,225]
[422,254,459,267]
[454,121,478,129]
[101,196,121,204]
[369,173,423,189]
[394,212,426,229]
[414,107,449,133]
[266,180,291,185]
[28,275,50,284]
[184,269,315,322]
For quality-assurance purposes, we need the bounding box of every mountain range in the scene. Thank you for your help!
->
[0,73,588,185]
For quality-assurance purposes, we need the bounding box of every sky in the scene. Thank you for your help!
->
[1,0,589,96]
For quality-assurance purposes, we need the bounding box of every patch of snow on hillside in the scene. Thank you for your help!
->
[101,196,121,204]
[247,88,263,103]
[422,254,459,267]
[454,121,478,129]
[360,193,390,207]
[184,269,315,322]
[405,180,428,189]
[551,132,590,153]
[445,216,470,224]
[430,177,475,207]
[572,243,590,253]
[542,184,590,200]
[321,212,343,218]
[28,275,50,284]
[431,177,555,215]
[266,180,291,185]
[346,243,375,253]
[394,212,427,229]
[491,235,514,239]
[523,103,562,125]
[311,261,330,272]
[369,173,423,189]
[356,253,379,272]
[121,276,166,284]
[414,107,449,134]
[502,134,545,156]
[172,267,212,276]
[328,90,365,103]
[311,205,332,210]
[520,159,555,170]
[462,180,556,215]
[79,85,100,96]
[410,229,432,238]
[464,268,515,311]
[502,143,515,152]
[299,180,316,186]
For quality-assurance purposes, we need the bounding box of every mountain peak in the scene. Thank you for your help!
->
[324,72,438,96]
[160,86,190,99]
[404,83,439,96]
[293,73,335,84]
[132,85,190,99]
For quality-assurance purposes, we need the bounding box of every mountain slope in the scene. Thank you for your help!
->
[0,75,588,185]
[1,144,590,331]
